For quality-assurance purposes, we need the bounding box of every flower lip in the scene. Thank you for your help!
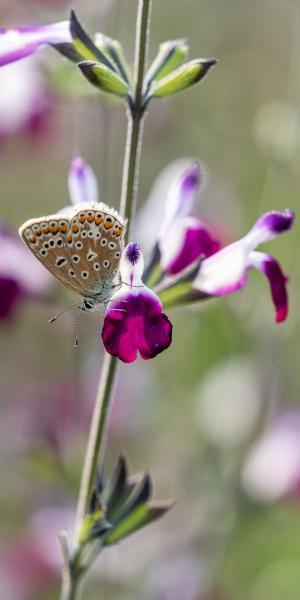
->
[125,242,141,265]
[253,209,294,236]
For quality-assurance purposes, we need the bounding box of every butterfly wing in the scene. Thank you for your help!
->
[19,214,88,296]
[66,204,126,301]
[19,202,126,302]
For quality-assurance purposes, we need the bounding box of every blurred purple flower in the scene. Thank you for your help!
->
[102,243,172,363]
[0,223,52,319]
[68,155,99,206]
[0,21,70,66]
[242,410,300,503]
[157,162,220,275]
[0,57,52,141]
[192,209,294,323]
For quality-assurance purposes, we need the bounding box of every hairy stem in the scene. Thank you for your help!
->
[61,2,153,599]
[120,0,152,238]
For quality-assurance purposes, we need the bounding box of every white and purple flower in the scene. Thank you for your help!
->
[0,21,71,66]
[147,161,294,324]
[156,162,220,276]
[102,243,173,363]
[192,209,294,323]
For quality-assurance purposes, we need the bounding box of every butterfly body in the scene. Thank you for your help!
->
[19,202,126,308]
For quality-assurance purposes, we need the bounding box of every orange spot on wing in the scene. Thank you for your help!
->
[59,224,67,233]
[50,225,59,234]
[113,227,122,237]
[43,227,50,234]
[87,215,95,223]
[95,217,103,225]
[67,234,73,243]
[104,221,113,230]
[29,235,36,244]
[79,216,86,224]
[72,224,79,233]
[36,229,42,236]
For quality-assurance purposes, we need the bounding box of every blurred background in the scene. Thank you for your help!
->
[0,0,300,598]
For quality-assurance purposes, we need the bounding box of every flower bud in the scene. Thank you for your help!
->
[78,60,129,97]
[150,58,217,98]
[144,39,188,88]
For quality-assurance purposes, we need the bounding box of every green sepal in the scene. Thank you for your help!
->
[78,61,130,98]
[149,58,217,98]
[77,509,112,545]
[144,39,188,88]
[70,10,117,70]
[94,33,131,84]
[103,501,173,546]
[154,258,210,308]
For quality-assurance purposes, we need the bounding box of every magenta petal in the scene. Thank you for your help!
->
[167,224,220,275]
[0,277,22,319]
[102,291,172,363]
[260,257,288,323]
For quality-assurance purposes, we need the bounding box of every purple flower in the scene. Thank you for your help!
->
[158,162,220,275]
[0,21,71,66]
[241,411,300,503]
[102,243,172,363]
[68,155,99,206]
[192,209,294,323]
[0,57,52,141]
[0,223,52,319]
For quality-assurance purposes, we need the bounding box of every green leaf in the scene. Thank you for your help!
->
[78,61,129,97]
[94,33,131,84]
[144,39,188,88]
[104,501,173,546]
[70,10,117,70]
[149,58,217,98]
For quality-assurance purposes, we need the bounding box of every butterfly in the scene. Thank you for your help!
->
[19,202,127,317]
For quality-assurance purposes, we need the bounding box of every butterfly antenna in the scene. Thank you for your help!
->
[74,310,81,348]
[48,299,82,324]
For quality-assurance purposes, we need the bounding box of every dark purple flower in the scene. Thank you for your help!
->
[157,162,221,275]
[192,209,294,323]
[102,243,172,363]
[0,223,52,320]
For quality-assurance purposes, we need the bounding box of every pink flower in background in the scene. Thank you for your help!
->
[0,57,52,141]
[242,410,300,503]
[0,223,52,319]
[102,243,172,363]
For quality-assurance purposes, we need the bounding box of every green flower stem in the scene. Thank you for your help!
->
[60,571,83,600]
[120,0,152,239]
[60,2,153,599]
